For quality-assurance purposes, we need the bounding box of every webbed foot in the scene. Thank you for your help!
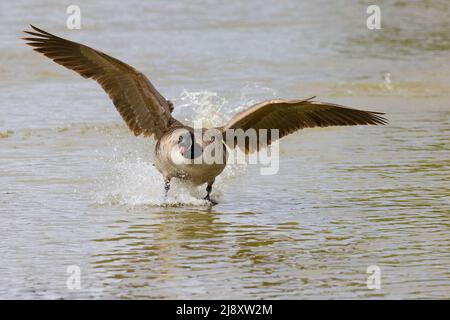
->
[203,194,218,205]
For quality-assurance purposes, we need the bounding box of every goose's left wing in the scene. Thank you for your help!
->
[217,97,387,153]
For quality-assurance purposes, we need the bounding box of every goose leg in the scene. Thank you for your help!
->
[204,182,217,205]
[164,177,171,201]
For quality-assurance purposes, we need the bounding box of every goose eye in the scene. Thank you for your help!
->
[178,135,183,143]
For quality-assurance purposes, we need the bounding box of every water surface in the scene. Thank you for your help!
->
[0,0,449,299]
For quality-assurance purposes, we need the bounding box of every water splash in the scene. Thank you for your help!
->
[239,82,278,107]
[174,89,228,127]
[95,156,212,207]
[174,83,277,127]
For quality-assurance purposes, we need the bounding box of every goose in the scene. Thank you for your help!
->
[23,25,387,204]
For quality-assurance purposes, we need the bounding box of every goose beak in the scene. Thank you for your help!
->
[179,146,186,155]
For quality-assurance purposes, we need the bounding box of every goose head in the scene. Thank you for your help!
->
[169,128,203,165]
[177,130,193,157]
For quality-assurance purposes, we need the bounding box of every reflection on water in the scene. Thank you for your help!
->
[91,209,309,299]
[89,182,449,299]
[0,0,449,299]
[93,209,231,298]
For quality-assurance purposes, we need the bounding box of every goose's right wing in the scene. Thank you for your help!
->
[23,25,181,139]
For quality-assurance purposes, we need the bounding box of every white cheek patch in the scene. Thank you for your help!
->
[170,147,192,165]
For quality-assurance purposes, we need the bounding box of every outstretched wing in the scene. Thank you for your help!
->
[23,25,181,139]
[218,97,387,153]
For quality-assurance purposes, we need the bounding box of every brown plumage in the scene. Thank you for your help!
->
[23,25,181,140]
[23,25,387,204]
[218,97,387,153]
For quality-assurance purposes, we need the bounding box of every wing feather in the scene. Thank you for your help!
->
[23,25,181,139]
[219,97,387,153]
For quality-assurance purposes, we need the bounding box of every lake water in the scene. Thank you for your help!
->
[0,0,449,299]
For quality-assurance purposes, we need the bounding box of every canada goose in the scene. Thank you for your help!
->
[23,25,387,204]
